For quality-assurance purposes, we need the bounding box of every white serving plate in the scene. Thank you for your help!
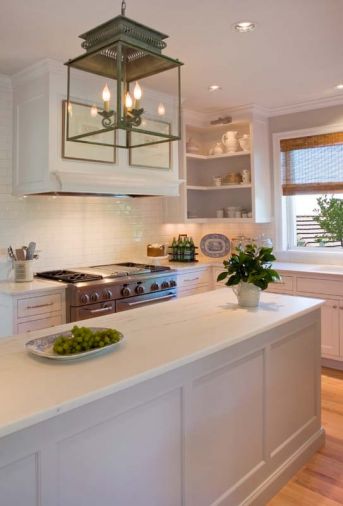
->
[25,327,124,361]
[200,233,231,258]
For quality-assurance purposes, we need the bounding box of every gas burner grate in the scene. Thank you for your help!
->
[36,270,103,283]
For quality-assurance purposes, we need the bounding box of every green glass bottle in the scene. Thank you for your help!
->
[171,237,177,261]
[189,237,195,261]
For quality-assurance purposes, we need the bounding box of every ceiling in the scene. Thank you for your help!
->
[1,0,342,112]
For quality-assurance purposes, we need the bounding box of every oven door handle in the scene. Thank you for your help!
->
[126,294,176,307]
[80,306,113,314]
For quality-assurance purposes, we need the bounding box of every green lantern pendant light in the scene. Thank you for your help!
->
[65,0,183,149]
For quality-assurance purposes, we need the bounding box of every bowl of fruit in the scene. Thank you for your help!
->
[25,325,124,361]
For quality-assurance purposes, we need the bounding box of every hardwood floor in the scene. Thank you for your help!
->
[268,368,343,505]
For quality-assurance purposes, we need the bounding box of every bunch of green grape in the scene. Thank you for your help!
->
[53,325,122,355]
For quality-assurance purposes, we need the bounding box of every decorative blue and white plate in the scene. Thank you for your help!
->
[25,327,124,361]
[200,234,230,258]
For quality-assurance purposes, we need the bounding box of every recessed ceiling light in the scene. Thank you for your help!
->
[233,21,256,33]
[336,83,343,90]
[208,85,222,92]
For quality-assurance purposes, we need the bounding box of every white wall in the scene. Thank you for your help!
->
[0,76,272,280]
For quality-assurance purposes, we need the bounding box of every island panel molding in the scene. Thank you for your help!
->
[0,290,323,505]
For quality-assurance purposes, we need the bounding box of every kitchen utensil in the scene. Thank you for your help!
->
[238,134,251,152]
[26,242,36,260]
[8,246,17,261]
[221,131,238,153]
[16,248,26,261]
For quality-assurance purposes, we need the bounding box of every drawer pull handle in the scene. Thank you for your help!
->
[26,302,54,309]
[333,305,338,309]
[81,306,113,314]
[184,277,200,282]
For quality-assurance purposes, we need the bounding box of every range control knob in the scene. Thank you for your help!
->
[135,284,145,295]
[161,281,170,289]
[151,282,159,291]
[170,280,177,287]
[91,292,100,302]
[121,286,131,297]
[80,293,90,304]
[103,289,113,300]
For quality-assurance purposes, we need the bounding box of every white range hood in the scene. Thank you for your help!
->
[12,60,182,197]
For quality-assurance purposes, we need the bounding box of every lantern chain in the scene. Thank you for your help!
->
[121,0,126,16]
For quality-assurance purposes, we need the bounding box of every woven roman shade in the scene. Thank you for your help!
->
[280,132,343,195]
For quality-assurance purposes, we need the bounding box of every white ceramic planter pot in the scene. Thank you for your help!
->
[232,282,261,307]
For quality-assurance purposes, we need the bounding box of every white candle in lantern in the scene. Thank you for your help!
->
[125,92,133,112]
[102,84,111,112]
[133,81,142,108]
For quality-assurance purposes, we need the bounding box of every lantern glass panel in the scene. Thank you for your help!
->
[66,41,181,149]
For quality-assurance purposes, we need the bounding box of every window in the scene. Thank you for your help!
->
[275,128,343,252]
[288,193,343,249]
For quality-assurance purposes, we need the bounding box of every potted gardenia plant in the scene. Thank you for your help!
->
[217,244,280,307]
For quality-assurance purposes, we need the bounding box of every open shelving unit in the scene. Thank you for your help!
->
[163,111,272,224]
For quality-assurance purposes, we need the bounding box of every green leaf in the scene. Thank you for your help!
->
[217,271,228,282]
[227,274,241,286]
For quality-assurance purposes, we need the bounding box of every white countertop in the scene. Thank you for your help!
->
[273,261,343,277]
[0,278,67,295]
[0,288,322,438]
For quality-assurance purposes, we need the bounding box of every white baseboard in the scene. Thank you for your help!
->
[241,428,325,506]
[322,358,343,371]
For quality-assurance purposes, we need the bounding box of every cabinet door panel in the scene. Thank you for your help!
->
[177,269,211,289]
[177,286,210,298]
[16,314,63,334]
[321,300,340,358]
[17,293,62,318]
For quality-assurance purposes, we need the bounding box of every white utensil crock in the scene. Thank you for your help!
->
[14,260,34,282]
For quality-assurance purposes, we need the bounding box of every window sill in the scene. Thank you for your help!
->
[275,248,343,265]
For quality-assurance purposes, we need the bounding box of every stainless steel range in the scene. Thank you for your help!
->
[36,263,177,322]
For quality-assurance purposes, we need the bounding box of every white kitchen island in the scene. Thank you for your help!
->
[0,289,324,506]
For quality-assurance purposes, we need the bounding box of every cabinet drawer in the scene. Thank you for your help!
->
[178,285,210,298]
[17,293,62,318]
[177,269,211,289]
[16,314,63,334]
[296,277,343,297]
[266,275,294,294]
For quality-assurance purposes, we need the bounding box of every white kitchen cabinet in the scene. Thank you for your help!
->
[0,288,66,337]
[321,299,340,358]
[12,59,181,197]
[266,269,343,365]
[176,267,213,298]
[163,108,272,224]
